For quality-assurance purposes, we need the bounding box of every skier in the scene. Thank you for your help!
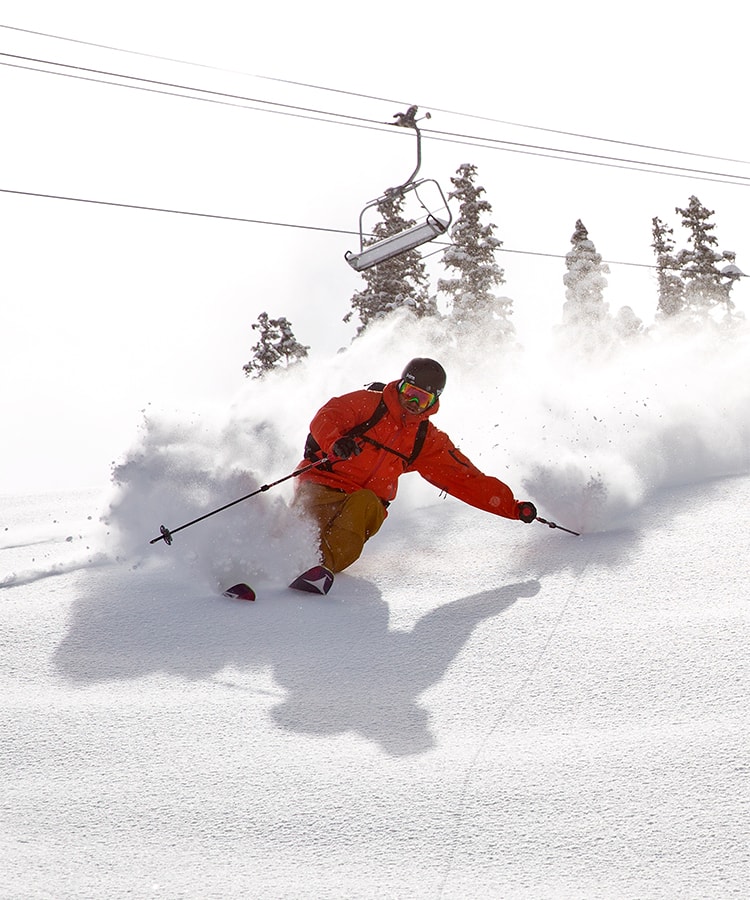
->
[288,357,537,594]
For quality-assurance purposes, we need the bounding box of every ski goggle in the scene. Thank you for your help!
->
[398,379,438,412]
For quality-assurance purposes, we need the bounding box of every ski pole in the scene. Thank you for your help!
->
[149,458,331,546]
[535,516,580,537]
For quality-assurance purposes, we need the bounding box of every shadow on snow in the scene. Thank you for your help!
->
[54,570,540,757]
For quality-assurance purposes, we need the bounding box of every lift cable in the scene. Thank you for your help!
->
[2,51,749,189]
[421,128,750,188]
[0,185,674,273]
[2,21,749,168]
[0,51,384,130]
[0,186,356,236]
[0,23,410,109]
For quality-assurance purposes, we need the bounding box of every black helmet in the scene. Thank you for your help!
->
[401,358,447,396]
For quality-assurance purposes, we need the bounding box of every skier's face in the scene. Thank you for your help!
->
[397,380,437,414]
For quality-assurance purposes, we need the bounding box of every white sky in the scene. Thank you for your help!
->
[1,0,749,494]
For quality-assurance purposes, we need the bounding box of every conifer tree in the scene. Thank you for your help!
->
[561,219,610,329]
[243,312,309,378]
[437,163,513,339]
[651,216,685,317]
[613,305,644,338]
[673,195,739,318]
[344,191,434,335]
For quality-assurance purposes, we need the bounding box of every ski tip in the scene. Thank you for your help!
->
[289,565,334,595]
[222,582,256,602]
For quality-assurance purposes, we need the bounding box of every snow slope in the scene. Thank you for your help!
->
[2,316,749,898]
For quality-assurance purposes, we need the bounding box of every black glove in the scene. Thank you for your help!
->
[517,501,537,523]
[331,436,362,460]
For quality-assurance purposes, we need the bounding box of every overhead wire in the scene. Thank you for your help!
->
[0,32,746,275]
[0,187,356,236]
[422,126,750,188]
[3,21,749,168]
[0,22,411,111]
[0,185,674,274]
[0,51,391,133]
[2,49,750,188]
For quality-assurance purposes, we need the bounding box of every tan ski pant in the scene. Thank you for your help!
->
[293,482,387,573]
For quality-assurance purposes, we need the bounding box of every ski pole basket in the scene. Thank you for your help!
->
[345,107,452,272]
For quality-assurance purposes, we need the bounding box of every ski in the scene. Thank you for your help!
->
[221,566,334,602]
[289,565,334,595]
[222,582,256,602]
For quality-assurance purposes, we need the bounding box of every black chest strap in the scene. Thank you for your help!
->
[304,395,388,465]
[359,417,429,468]
[304,388,429,469]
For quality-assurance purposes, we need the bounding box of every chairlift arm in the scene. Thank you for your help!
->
[389,106,428,192]
[391,121,422,192]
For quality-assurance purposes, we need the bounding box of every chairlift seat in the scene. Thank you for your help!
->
[345,213,450,272]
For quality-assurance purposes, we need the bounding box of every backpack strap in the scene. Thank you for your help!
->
[303,391,388,465]
[406,419,430,467]
[346,397,388,439]
[359,418,429,469]
[304,385,429,470]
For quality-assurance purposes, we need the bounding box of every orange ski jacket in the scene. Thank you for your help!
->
[297,381,521,520]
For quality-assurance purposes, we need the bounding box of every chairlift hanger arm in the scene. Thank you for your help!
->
[389,105,431,192]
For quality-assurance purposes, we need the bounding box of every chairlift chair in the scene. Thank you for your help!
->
[345,107,452,272]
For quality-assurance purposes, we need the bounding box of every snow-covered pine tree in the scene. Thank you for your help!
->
[561,219,611,330]
[651,216,685,318]
[344,191,435,336]
[613,305,644,339]
[242,312,310,378]
[437,163,513,340]
[673,195,740,320]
